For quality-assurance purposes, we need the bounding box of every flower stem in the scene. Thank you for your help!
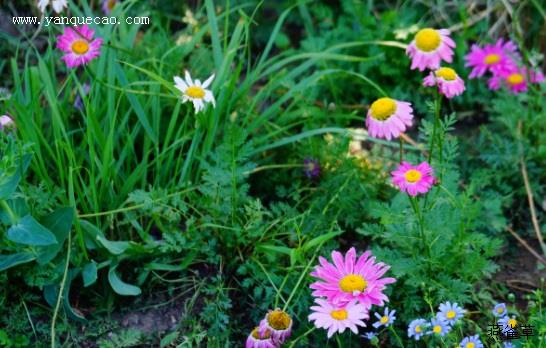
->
[399,137,404,163]
[427,91,442,164]
[389,326,405,348]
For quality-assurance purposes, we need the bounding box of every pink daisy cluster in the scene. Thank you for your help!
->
[308,247,396,338]
[56,25,103,68]
[246,309,293,348]
[465,39,544,94]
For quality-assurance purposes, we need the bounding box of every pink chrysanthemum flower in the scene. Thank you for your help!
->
[406,28,455,71]
[391,162,435,197]
[0,114,15,131]
[423,67,466,99]
[464,39,520,78]
[56,25,103,68]
[308,299,368,338]
[258,309,293,344]
[488,67,544,94]
[310,247,396,309]
[245,327,276,348]
[365,97,413,141]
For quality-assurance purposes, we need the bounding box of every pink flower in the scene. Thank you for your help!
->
[245,327,276,348]
[488,67,544,94]
[423,67,466,99]
[310,247,396,309]
[258,309,293,344]
[406,28,455,71]
[365,97,413,141]
[464,39,520,78]
[308,299,368,338]
[0,114,15,131]
[56,25,103,68]
[391,162,435,197]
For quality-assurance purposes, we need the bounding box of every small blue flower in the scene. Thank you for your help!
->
[74,83,91,111]
[493,303,507,317]
[427,316,450,336]
[408,318,428,341]
[372,307,396,328]
[362,332,377,340]
[498,315,518,334]
[437,301,465,325]
[459,335,484,348]
[503,342,514,348]
[303,158,320,179]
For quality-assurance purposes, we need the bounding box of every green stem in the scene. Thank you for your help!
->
[389,326,405,348]
[288,327,316,348]
[0,200,17,225]
[427,91,442,164]
[399,137,404,163]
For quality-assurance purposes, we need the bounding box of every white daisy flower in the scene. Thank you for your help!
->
[37,0,68,13]
[174,70,215,114]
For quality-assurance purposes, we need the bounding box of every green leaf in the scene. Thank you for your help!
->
[96,235,130,255]
[0,154,31,200]
[160,332,179,348]
[108,265,141,296]
[7,215,57,246]
[36,207,75,264]
[0,252,35,272]
[82,261,98,287]
[302,231,342,252]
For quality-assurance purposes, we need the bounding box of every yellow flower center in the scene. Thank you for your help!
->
[330,309,348,321]
[71,40,89,55]
[436,67,457,81]
[484,53,500,65]
[186,86,205,99]
[267,310,291,330]
[433,325,442,334]
[497,307,504,314]
[446,310,456,319]
[508,318,517,328]
[415,28,441,52]
[466,343,475,348]
[380,316,389,324]
[251,327,271,340]
[414,325,422,333]
[404,169,422,183]
[506,73,524,85]
[339,274,367,293]
[370,97,397,121]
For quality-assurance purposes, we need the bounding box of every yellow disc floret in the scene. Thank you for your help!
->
[435,67,457,81]
[380,316,389,324]
[267,309,291,330]
[433,325,442,334]
[466,343,475,348]
[339,274,367,293]
[370,97,397,121]
[506,73,524,85]
[484,54,500,65]
[72,40,89,55]
[508,318,517,328]
[415,28,441,52]
[330,309,348,321]
[251,327,271,339]
[414,325,422,333]
[186,86,206,99]
[446,310,456,319]
[404,169,422,183]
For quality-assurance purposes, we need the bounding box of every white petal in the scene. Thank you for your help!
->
[204,91,216,107]
[174,76,188,90]
[38,0,49,12]
[202,73,215,88]
[184,70,193,86]
[195,79,202,86]
[52,0,67,12]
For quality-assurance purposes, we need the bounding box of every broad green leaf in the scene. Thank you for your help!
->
[7,215,57,246]
[108,265,141,296]
[37,207,75,264]
[96,235,130,255]
[82,261,98,287]
[0,154,31,200]
[0,252,35,272]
